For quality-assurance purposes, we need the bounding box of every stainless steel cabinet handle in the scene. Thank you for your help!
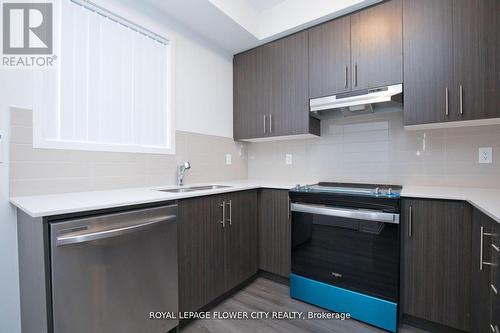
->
[220,201,226,228]
[493,243,500,252]
[459,85,463,115]
[491,284,498,295]
[226,200,232,225]
[56,215,176,246]
[345,65,348,88]
[445,88,449,116]
[408,205,413,238]
[354,64,358,87]
[480,227,497,270]
[269,114,273,133]
[263,115,267,134]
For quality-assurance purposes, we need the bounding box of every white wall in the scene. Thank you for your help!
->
[0,0,235,331]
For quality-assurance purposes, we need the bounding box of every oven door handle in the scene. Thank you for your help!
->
[290,203,400,224]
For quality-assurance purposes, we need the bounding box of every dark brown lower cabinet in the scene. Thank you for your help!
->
[490,221,499,333]
[224,191,258,291]
[178,191,258,313]
[401,199,472,331]
[471,209,494,333]
[258,189,290,278]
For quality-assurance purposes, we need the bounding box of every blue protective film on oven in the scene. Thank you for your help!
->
[290,273,398,332]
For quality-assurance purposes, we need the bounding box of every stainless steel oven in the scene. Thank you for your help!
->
[289,183,401,332]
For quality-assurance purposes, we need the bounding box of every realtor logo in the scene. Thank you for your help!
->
[3,2,53,54]
[2,1,55,67]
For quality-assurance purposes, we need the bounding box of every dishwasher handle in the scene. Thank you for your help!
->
[56,215,176,246]
[291,203,400,224]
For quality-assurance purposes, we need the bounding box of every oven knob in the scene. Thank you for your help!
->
[388,188,393,195]
[374,187,380,195]
[294,184,301,191]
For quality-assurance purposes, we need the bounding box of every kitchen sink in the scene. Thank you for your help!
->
[158,185,232,193]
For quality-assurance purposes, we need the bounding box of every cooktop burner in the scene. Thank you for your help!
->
[291,182,402,198]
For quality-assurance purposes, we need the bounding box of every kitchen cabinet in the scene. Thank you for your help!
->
[308,0,402,98]
[453,0,500,122]
[233,32,319,141]
[403,0,454,125]
[350,0,402,91]
[258,189,290,278]
[401,199,472,331]
[471,209,495,333]
[224,191,259,291]
[233,47,270,140]
[490,221,499,333]
[178,191,258,313]
[308,16,351,98]
[403,0,500,126]
[178,194,226,313]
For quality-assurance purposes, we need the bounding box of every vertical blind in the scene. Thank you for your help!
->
[48,0,171,152]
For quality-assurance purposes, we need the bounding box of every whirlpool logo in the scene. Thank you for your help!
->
[2,1,56,68]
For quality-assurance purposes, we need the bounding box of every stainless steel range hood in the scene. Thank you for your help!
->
[309,84,403,117]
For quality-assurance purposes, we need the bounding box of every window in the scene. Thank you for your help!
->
[34,0,174,154]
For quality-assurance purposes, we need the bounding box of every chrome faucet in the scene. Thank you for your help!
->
[177,161,191,186]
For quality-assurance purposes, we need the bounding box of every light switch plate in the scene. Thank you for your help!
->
[285,154,292,165]
[225,153,232,165]
[478,147,493,164]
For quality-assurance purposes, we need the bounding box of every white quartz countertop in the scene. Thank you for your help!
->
[401,186,500,224]
[9,180,295,218]
[10,181,500,223]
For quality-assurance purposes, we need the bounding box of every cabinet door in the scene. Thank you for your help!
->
[224,191,258,291]
[308,16,351,98]
[403,0,455,125]
[351,0,402,91]
[258,189,290,278]
[471,209,494,333]
[491,221,499,333]
[233,47,270,140]
[453,0,500,121]
[401,199,471,331]
[268,31,310,137]
[178,195,226,312]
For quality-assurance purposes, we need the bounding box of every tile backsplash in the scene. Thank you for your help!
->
[248,110,500,188]
[9,108,247,196]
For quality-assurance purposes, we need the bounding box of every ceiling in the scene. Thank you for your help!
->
[247,0,286,11]
[138,0,382,54]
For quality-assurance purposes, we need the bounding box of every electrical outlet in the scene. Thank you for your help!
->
[478,147,493,164]
[225,153,232,165]
[285,154,293,165]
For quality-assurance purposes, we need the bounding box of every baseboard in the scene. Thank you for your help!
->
[258,270,290,286]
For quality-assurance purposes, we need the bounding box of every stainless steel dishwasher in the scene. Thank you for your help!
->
[50,204,178,333]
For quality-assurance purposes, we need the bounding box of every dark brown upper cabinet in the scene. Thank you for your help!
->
[350,0,403,91]
[453,0,500,121]
[404,0,500,126]
[233,31,319,141]
[308,16,351,98]
[308,0,402,98]
[233,46,270,140]
[403,0,455,125]
[401,199,472,331]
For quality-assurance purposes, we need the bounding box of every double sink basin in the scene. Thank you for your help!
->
[158,185,231,193]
